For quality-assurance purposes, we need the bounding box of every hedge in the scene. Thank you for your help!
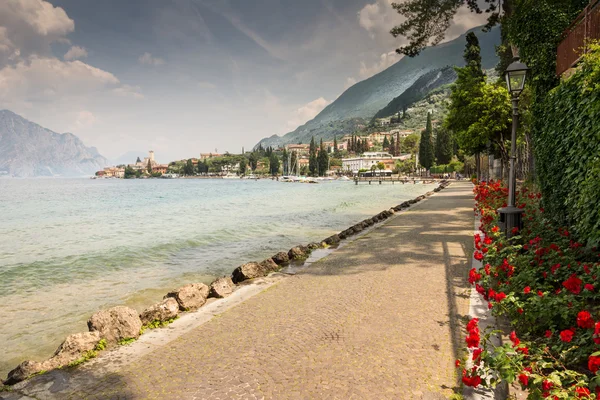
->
[535,43,600,245]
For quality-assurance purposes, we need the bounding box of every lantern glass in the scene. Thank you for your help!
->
[506,69,527,95]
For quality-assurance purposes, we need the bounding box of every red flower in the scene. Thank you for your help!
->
[468,268,482,285]
[472,348,483,364]
[576,387,591,397]
[517,346,529,355]
[462,374,481,387]
[560,329,575,342]
[538,290,544,297]
[524,286,531,294]
[542,380,553,391]
[585,284,595,291]
[588,355,600,373]
[491,226,499,233]
[484,237,492,245]
[511,226,519,235]
[594,322,600,344]
[545,330,552,338]
[474,251,484,261]
[563,274,583,294]
[577,311,595,329]
[466,318,479,332]
[455,359,461,368]
[509,331,520,347]
[518,373,529,387]
[494,292,506,302]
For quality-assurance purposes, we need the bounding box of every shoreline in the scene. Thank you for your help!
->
[1,180,451,389]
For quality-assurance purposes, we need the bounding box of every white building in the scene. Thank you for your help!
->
[342,152,411,174]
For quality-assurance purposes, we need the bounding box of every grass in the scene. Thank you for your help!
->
[139,316,179,335]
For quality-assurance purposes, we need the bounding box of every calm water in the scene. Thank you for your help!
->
[0,178,436,377]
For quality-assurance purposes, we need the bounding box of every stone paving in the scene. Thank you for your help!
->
[3,182,475,400]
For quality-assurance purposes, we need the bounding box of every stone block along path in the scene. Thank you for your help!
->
[3,182,475,400]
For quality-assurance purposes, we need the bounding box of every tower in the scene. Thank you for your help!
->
[149,150,155,163]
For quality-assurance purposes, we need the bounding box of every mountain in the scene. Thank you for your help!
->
[256,25,501,148]
[0,110,107,177]
[372,66,457,120]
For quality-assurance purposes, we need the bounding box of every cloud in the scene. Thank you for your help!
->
[73,110,96,129]
[0,0,74,66]
[359,51,401,79]
[358,0,403,40]
[63,45,87,60]
[285,97,331,131]
[139,52,165,66]
[112,84,144,99]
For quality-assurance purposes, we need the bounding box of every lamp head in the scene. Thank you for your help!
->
[505,57,529,97]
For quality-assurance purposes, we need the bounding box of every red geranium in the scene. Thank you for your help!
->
[588,355,600,373]
[518,373,529,387]
[577,311,595,329]
[560,329,575,343]
[575,387,591,397]
[563,274,583,294]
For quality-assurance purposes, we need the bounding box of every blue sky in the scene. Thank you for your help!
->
[0,0,487,162]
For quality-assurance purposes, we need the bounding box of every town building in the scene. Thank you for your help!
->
[341,152,411,174]
[152,164,168,174]
[200,153,222,160]
[285,144,310,155]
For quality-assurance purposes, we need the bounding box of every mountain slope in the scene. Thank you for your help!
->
[0,110,107,177]
[372,66,457,120]
[256,25,500,148]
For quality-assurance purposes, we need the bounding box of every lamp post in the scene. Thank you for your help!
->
[498,57,529,238]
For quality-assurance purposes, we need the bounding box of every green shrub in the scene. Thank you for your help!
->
[535,43,600,245]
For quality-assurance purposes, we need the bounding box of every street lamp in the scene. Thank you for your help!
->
[498,57,529,238]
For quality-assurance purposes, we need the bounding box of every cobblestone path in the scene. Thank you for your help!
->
[6,182,474,400]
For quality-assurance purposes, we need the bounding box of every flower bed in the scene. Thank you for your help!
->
[459,181,600,398]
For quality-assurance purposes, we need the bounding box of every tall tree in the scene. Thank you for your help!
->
[435,127,454,165]
[249,153,258,171]
[309,137,318,176]
[147,159,152,173]
[383,135,390,150]
[419,113,435,171]
[318,139,329,176]
[269,153,280,176]
[396,132,401,155]
[282,148,289,175]
[389,136,396,156]
[184,159,194,176]
[333,136,338,155]
[239,158,247,176]
[290,151,298,175]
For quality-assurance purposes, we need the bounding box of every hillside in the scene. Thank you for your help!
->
[0,110,107,177]
[256,25,500,148]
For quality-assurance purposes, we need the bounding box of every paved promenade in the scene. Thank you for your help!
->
[5,182,475,400]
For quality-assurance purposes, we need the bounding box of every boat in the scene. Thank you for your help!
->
[222,173,240,179]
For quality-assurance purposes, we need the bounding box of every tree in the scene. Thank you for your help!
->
[124,165,136,179]
[389,136,395,155]
[239,158,247,176]
[435,127,454,165]
[333,136,339,156]
[377,162,385,172]
[147,159,152,174]
[383,135,390,150]
[136,156,142,163]
[269,153,280,176]
[389,0,511,57]
[282,148,289,175]
[403,133,420,155]
[184,159,194,176]
[419,113,435,171]
[318,139,329,176]
[290,151,298,175]
[309,137,318,176]
[249,153,258,171]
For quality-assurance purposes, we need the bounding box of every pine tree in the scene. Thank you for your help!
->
[419,113,435,171]
[333,136,338,155]
[435,127,454,165]
[396,133,401,155]
[147,159,152,173]
[383,136,390,150]
[309,137,318,176]
[318,139,329,176]
[389,136,396,156]
[269,153,280,176]
[282,148,288,175]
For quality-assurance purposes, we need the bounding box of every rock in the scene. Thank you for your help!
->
[401,201,411,207]
[371,216,379,223]
[165,283,210,311]
[231,262,267,284]
[288,246,307,259]
[434,187,441,192]
[88,306,142,345]
[338,231,348,240]
[4,360,45,385]
[363,219,373,226]
[417,195,425,201]
[352,224,363,233]
[209,276,235,298]
[307,242,321,250]
[49,332,102,367]
[323,235,340,246]
[139,298,179,325]
[272,251,290,265]
[409,199,417,204]
[259,258,280,272]
[387,209,395,216]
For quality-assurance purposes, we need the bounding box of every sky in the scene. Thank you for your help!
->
[0,0,487,162]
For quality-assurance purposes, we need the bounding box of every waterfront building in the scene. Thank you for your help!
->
[152,164,168,174]
[341,152,411,174]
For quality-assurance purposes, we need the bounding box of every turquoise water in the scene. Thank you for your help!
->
[0,178,436,377]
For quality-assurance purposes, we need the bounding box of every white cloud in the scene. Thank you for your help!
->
[358,0,402,40]
[112,84,144,99]
[285,97,331,131]
[359,51,401,79]
[139,52,165,66]
[73,110,96,129]
[0,0,74,66]
[63,45,87,60]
